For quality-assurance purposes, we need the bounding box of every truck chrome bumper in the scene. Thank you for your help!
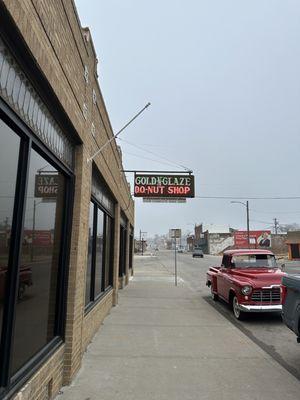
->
[238,304,282,313]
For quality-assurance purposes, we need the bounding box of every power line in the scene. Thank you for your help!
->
[122,151,182,169]
[250,208,300,215]
[118,137,191,172]
[250,219,274,225]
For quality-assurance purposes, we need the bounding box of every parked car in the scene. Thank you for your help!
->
[193,249,204,258]
[0,264,33,301]
[206,249,285,320]
[281,274,300,343]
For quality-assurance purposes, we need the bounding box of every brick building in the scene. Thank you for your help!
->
[0,1,134,399]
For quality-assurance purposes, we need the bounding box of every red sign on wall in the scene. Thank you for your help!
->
[134,174,195,198]
[234,230,271,248]
[23,230,52,246]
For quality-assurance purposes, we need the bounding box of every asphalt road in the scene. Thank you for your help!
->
[155,250,300,381]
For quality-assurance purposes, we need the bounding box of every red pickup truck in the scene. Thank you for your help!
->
[206,249,284,320]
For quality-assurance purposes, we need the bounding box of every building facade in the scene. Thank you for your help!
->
[0,1,134,399]
[286,231,300,260]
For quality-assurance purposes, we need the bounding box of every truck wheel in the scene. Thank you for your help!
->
[211,286,218,301]
[232,296,245,320]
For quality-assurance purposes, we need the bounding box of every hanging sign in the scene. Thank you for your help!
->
[134,174,195,198]
[34,174,60,198]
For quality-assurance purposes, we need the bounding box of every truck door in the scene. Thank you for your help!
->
[217,255,230,300]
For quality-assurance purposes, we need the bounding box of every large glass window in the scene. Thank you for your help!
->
[0,113,70,390]
[104,216,113,289]
[85,202,95,306]
[0,121,20,365]
[95,209,104,297]
[85,201,114,310]
[129,232,133,271]
[11,148,65,373]
[119,226,127,278]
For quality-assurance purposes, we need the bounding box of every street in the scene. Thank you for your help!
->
[156,250,300,381]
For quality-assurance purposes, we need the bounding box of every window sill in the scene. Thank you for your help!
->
[1,337,63,400]
[84,286,113,315]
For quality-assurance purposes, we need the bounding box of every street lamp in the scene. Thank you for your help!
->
[139,230,147,255]
[231,201,250,247]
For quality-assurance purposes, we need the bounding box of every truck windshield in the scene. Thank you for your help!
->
[231,254,277,269]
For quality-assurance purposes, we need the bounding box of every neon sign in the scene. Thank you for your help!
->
[134,174,195,198]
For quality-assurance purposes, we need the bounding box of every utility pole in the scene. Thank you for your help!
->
[231,200,250,247]
[246,201,250,247]
[274,218,279,234]
[139,231,147,255]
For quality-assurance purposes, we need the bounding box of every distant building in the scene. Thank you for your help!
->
[187,224,236,254]
[286,231,300,260]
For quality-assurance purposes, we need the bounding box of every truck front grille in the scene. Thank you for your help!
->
[251,287,281,303]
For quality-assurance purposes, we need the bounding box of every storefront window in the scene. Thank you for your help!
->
[119,226,127,278]
[11,149,65,374]
[129,233,133,271]
[104,216,113,289]
[85,195,114,310]
[85,202,95,306]
[94,208,104,297]
[0,121,20,366]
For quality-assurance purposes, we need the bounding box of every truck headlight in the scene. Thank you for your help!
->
[241,285,252,295]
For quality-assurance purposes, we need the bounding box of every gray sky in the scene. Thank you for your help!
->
[75,0,300,237]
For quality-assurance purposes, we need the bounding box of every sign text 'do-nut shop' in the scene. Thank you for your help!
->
[134,174,195,198]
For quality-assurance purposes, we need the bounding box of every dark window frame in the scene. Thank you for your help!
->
[129,230,134,271]
[85,197,114,314]
[119,226,127,278]
[0,98,74,397]
[105,215,114,289]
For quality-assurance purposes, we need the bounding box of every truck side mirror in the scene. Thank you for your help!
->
[281,264,285,271]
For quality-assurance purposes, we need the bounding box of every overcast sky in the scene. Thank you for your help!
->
[76,0,300,237]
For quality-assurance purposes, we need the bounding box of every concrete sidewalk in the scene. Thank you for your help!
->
[56,256,300,400]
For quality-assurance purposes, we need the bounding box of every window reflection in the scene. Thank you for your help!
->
[0,120,20,365]
[85,202,94,306]
[104,216,113,289]
[11,149,65,374]
[95,209,104,297]
[129,233,133,271]
[85,196,114,309]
